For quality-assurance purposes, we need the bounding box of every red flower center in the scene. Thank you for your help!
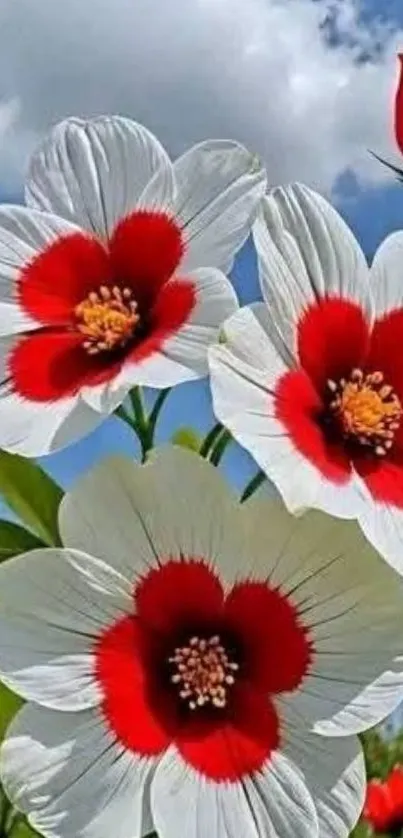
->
[95,559,313,782]
[325,368,402,456]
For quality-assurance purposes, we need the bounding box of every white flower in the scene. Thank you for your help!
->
[209,183,403,573]
[1,447,403,838]
[0,116,266,456]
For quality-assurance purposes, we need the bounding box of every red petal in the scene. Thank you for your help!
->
[395,54,403,156]
[297,298,370,392]
[388,766,403,809]
[367,310,403,398]
[355,453,403,509]
[9,330,123,401]
[124,279,196,365]
[363,781,394,833]
[109,211,184,310]
[224,581,312,694]
[135,559,225,637]
[176,686,279,781]
[94,615,170,756]
[17,233,110,326]
[275,369,351,483]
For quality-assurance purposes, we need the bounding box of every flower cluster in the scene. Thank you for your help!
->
[364,767,403,834]
[0,104,402,838]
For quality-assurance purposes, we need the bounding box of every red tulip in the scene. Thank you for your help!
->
[363,767,403,833]
[394,54,403,155]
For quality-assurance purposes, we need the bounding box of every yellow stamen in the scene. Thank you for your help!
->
[327,369,402,455]
[75,285,139,354]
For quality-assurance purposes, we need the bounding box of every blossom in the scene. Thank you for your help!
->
[209,183,403,572]
[0,116,266,456]
[395,54,403,156]
[1,448,403,838]
[363,767,403,833]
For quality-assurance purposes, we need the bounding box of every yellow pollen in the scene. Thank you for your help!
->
[75,285,139,354]
[168,635,239,711]
[327,368,402,455]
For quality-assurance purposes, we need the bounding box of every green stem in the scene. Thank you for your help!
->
[130,387,153,462]
[115,404,135,430]
[149,388,171,435]
[209,429,232,466]
[199,423,224,458]
[0,794,11,837]
[240,470,266,502]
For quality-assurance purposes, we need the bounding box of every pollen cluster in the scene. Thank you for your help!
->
[75,285,139,354]
[327,369,402,456]
[168,634,239,710]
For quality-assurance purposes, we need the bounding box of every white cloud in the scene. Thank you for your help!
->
[0,0,402,195]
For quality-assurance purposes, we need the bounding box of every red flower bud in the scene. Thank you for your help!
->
[394,54,403,155]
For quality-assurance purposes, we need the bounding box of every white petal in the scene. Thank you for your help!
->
[174,140,266,274]
[254,185,372,361]
[357,495,403,576]
[60,447,245,587]
[0,387,103,457]
[243,497,403,734]
[209,304,364,517]
[0,205,84,335]
[151,747,318,838]
[0,547,131,708]
[26,116,174,240]
[1,703,154,838]
[283,710,365,838]
[161,267,238,376]
[370,231,403,316]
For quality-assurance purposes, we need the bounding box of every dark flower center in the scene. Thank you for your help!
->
[168,633,240,711]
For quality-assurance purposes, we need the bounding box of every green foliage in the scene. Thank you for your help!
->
[0,452,63,546]
[0,683,22,743]
[0,522,45,562]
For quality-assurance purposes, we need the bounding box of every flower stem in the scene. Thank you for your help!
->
[199,422,224,458]
[149,388,171,435]
[240,469,266,502]
[129,387,152,462]
[209,428,232,466]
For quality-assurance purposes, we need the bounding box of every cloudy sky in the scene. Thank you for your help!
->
[0,0,403,196]
[1,0,403,495]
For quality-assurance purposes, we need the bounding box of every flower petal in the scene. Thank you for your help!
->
[151,747,318,838]
[173,140,266,274]
[157,267,238,376]
[253,185,371,361]
[209,305,362,518]
[59,447,245,587]
[0,547,131,708]
[26,116,174,240]
[370,231,403,317]
[0,205,85,334]
[357,493,403,576]
[1,703,155,838]
[283,710,365,838]
[0,384,102,458]
[241,497,403,734]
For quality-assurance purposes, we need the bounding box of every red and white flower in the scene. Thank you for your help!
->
[1,447,403,838]
[209,184,403,572]
[0,116,266,456]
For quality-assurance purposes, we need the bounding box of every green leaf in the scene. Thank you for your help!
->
[0,521,45,562]
[9,816,40,838]
[0,682,23,741]
[0,451,63,546]
[171,427,201,452]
